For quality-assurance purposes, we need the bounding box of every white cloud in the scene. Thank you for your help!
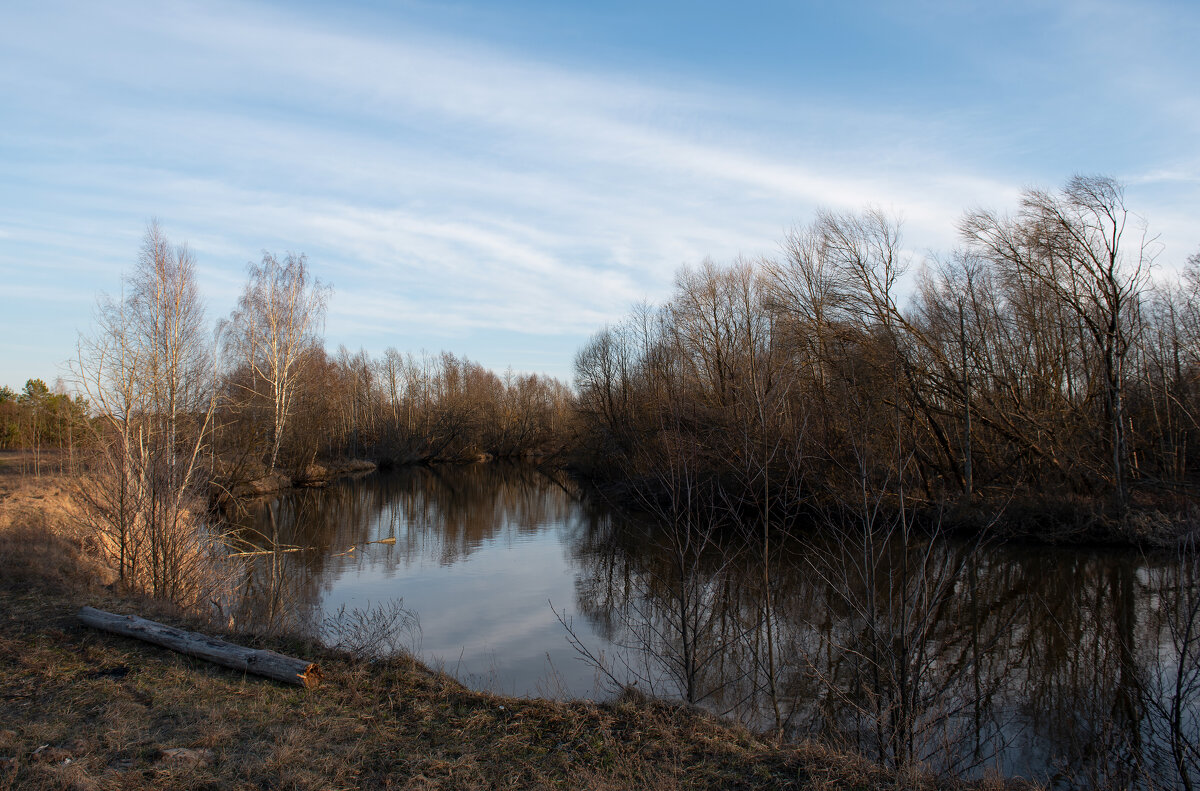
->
[1,0,1196,387]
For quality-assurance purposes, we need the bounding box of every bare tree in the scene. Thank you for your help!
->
[1140,535,1200,790]
[962,176,1153,514]
[223,252,330,472]
[799,430,1014,774]
[559,402,749,713]
[75,292,144,584]
[74,222,221,606]
[130,222,212,491]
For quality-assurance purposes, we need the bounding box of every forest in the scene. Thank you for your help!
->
[572,176,1199,542]
[3,176,1198,546]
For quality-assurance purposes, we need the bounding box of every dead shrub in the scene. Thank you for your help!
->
[320,600,421,661]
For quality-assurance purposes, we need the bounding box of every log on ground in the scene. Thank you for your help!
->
[77,606,321,688]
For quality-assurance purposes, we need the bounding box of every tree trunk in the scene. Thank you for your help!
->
[78,606,321,687]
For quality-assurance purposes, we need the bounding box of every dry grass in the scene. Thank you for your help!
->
[0,473,1012,790]
[0,474,110,594]
[0,588,896,791]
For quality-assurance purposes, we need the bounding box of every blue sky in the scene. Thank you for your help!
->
[2,0,1198,389]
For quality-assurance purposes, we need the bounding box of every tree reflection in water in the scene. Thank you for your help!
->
[227,465,1199,787]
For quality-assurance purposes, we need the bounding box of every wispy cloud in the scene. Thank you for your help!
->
[1,0,1196,385]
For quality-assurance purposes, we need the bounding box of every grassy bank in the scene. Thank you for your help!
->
[0,474,1006,790]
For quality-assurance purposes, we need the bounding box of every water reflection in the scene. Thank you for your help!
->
[232,464,611,695]
[231,465,1199,787]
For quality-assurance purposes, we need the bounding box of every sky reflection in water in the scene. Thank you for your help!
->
[243,464,1199,786]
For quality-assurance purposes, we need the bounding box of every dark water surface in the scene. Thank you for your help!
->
[237,464,1198,787]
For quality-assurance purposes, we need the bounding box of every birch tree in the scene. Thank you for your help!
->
[74,222,219,604]
[223,252,330,472]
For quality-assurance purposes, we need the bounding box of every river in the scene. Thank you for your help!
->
[233,463,1199,787]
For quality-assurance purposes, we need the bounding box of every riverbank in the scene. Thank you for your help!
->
[0,591,892,790]
[216,457,378,499]
[0,474,1010,790]
[573,466,1199,550]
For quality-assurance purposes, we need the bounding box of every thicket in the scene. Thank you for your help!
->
[572,176,1200,541]
[215,344,575,477]
[211,253,573,482]
[562,175,1200,783]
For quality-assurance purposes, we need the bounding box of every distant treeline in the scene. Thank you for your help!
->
[572,176,1200,539]
[216,345,575,474]
[0,379,89,474]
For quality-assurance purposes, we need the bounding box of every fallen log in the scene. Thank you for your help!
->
[78,606,321,688]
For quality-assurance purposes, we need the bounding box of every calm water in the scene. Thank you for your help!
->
[235,464,1199,787]
[237,464,614,696]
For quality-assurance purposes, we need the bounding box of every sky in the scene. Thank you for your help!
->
[2,0,1198,390]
